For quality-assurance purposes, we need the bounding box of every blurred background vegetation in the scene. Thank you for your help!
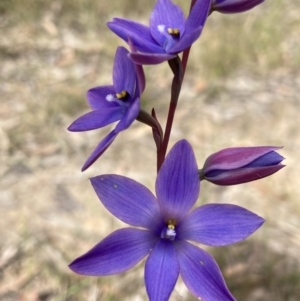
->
[1,0,300,300]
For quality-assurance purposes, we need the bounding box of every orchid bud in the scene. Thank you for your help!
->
[211,0,264,14]
[200,146,284,185]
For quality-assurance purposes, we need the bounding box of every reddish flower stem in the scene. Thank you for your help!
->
[157,56,183,171]
[157,101,177,171]
[156,0,197,172]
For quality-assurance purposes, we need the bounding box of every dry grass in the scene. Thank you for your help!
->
[1,0,300,300]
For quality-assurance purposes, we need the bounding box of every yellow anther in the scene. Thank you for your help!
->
[167,218,177,229]
[116,90,128,99]
[167,28,180,35]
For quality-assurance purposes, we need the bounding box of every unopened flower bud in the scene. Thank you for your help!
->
[211,0,264,14]
[201,146,284,185]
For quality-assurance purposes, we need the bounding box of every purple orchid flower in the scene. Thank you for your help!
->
[201,146,285,185]
[68,46,144,171]
[107,0,210,65]
[211,0,264,14]
[69,140,264,300]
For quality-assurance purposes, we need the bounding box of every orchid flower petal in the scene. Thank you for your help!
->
[68,108,123,132]
[168,0,210,53]
[128,38,146,96]
[129,52,176,65]
[114,97,140,133]
[169,27,203,53]
[156,140,199,221]
[86,85,119,110]
[175,241,236,301]
[113,47,136,97]
[81,130,117,171]
[69,228,157,276]
[185,0,210,33]
[108,18,164,53]
[90,175,164,233]
[150,0,185,49]
[145,240,179,301]
[178,204,265,246]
